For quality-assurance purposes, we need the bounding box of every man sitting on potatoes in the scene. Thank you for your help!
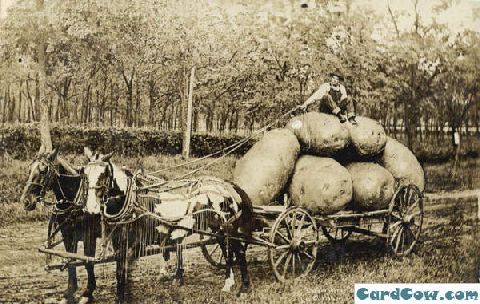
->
[300,71,357,125]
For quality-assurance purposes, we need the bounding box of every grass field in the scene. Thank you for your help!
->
[0,153,478,227]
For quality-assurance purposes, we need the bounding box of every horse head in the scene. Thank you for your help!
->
[21,147,59,211]
[83,148,128,215]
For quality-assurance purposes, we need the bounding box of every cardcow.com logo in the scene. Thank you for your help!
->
[355,284,480,304]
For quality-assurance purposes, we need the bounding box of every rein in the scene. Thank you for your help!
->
[53,174,87,215]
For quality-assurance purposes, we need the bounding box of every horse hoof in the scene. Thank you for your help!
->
[59,297,76,304]
[78,297,91,304]
[221,270,235,292]
[221,286,232,293]
[237,285,251,296]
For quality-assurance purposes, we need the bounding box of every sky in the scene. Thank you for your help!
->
[1,0,479,32]
[360,0,480,33]
[0,0,15,19]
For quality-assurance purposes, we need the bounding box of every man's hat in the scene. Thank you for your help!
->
[329,71,344,81]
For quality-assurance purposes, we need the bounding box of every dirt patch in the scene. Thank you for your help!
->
[1,200,478,303]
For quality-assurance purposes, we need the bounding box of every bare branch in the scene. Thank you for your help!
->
[386,0,400,38]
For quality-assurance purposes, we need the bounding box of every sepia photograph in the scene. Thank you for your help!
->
[0,0,479,303]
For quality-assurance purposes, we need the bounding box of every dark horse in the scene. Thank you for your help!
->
[20,148,100,304]
[83,151,254,303]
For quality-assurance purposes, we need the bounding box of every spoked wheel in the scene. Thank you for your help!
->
[199,235,227,269]
[268,207,319,282]
[388,185,424,257]
[321,226,352,243]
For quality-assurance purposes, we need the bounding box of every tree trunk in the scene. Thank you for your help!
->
[147,79,156,126]
[36,0,52,150]
[193,109,198,132]
[135,82,141,127]
[2,86,7,123]
[127,82,133,127]
[18,80,23,122]
[405,64,418,151]
[182,67,195,159]
[476,100,479,136]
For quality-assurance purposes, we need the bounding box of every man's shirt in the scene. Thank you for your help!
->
[310,82,347,103]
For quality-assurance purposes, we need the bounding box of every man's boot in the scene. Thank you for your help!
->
[337,112,347,123]
[348,114,357,125]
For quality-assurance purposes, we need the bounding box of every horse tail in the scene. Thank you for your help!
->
[229,182,255,238]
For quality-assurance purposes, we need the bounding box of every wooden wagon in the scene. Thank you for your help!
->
[199,183,424,282]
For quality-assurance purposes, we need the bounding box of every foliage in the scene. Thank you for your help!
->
[0,0,477,147]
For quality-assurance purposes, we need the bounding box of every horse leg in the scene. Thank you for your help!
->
[173,240,185,285]
[221,239,235,292]
[115,252,127,304]
[124,245,138,303]
[79,219,97,304]
[114,228,129,304]
[61,233,78,304]
[233,241,251,295]
[115,226,139,304]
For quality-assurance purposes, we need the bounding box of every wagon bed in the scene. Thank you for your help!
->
[200,184,424,282]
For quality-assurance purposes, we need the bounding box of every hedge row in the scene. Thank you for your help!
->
[0,124,256,159]
[0,124,477,162]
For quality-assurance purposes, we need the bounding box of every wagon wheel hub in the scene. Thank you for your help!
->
[290,238,305,251]
[402,214,415,224]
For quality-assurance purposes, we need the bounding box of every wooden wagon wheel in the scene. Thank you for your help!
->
[387,185,423,257]
[199,234,227,269]
[321,226,352,243]
[268,207,319,282]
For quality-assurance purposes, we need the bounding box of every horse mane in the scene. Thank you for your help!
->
[49,155,82,203]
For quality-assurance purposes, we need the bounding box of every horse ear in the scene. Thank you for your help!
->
[47,148,58,161]
[100,152,114,162]
[84,147,94,160]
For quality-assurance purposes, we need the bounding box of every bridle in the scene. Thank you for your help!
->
[26,156,58,202]
[84,160,115,205]
[26,155,86,212]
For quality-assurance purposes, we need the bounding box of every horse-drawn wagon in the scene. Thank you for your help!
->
[30,150,423,281]
[20,111,424,303]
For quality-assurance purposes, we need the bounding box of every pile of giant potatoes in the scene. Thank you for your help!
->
[233,112,425,214]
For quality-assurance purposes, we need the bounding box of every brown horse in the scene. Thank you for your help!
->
[83,151,254,303]
[20,148,100,304]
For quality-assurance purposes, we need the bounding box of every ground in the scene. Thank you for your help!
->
[0,199,478,304]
